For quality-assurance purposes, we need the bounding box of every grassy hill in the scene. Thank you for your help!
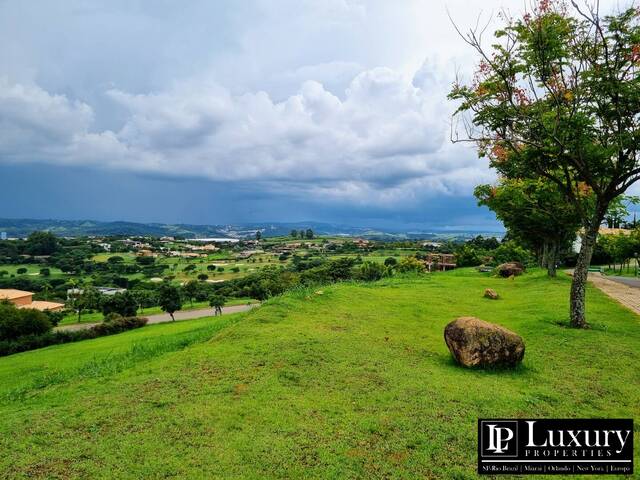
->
[0,270,638,479]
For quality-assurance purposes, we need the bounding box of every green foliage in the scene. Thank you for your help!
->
[0,302,51,341]
[454,245,483,267]
[100,292,138,318]
[158,283,182,317]
[383,257,397,267]
[25,231,59,256]
[475,178,580,275]
[395,256,426,273]
[0,271,638,477]
[0,316,147,357]
[493,241,535,266]
[355,261,388,281]
[16,267,27,275]
[39,268,50,276]
[208,295,225,309]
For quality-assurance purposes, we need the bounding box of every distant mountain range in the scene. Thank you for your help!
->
[0,218,503,241]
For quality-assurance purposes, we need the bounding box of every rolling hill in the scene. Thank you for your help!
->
[0,269,637,478]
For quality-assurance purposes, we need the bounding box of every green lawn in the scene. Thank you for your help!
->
[0,269,638,479]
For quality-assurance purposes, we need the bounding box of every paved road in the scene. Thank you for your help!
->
[567,271,640,316]
[56,303,259,332]
[605,275,640,289]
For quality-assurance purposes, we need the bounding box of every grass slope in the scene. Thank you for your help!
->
[0,270,638,479]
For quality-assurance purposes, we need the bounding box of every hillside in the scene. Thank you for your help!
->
[0,217,502,240]
[0,270,638,478]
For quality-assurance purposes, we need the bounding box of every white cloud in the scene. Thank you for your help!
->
[1,0,531,209]
[0,62,485,204]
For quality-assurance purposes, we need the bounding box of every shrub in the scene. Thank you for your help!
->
[16,267,27,275]
[39,268,50,276]
[455,245,483,267]
[492,241,534,266]
[384,257,398,267]
[0,302,51,341]
[356,261,387,281]
[0,316,148,357]
[396,256,426,273]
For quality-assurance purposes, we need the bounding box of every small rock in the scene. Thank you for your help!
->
[444,317,525,368]
[496,262,524,277]
[484,288,499,300]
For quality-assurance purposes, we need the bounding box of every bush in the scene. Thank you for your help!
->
[0,316,148,357]
[492,241,534,266]
[384,257,398,267]
[396,256,426,273]
[356,261,387,281]
[39,268,50,276]
[455,245,483,267]
[0,302,51,341]
[16,267,27,275]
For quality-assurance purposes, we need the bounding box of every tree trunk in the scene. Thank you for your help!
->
[570,223,599,328]
[546,241,557,277]
[541,242,549,270]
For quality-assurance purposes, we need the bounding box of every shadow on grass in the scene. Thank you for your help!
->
[435,352,532,377]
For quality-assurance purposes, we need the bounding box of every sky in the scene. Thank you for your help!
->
[0,0,622,230]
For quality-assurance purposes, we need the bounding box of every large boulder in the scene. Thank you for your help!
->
[496,262,524,278]
[444,317,525,368]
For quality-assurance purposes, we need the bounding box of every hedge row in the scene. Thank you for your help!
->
[0,316,148,357]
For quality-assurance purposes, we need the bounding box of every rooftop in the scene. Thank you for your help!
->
[17,301,65,312]
[0,289,33,300]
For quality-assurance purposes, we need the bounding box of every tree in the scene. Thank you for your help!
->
[290,230,298,238]
[255,231,262,241]
[450,2,640,327]
[158,283,182,321]
[25,231,58,255]
[209,294,225,316]
[68,286,102,322]
[475,178,580,276]
[604,196,640,228]
[101,291,137,318]
[305,229,314,239]
[182,280,199,306]
[16,267,27,275]
[131,289,157,313]
[39,267,50,277]
[197,273,209,282]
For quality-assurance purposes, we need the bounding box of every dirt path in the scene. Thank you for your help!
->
[56,303,259,332]
[584,273,640,315]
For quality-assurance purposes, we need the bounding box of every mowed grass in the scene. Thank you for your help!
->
[0,270,638,479]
